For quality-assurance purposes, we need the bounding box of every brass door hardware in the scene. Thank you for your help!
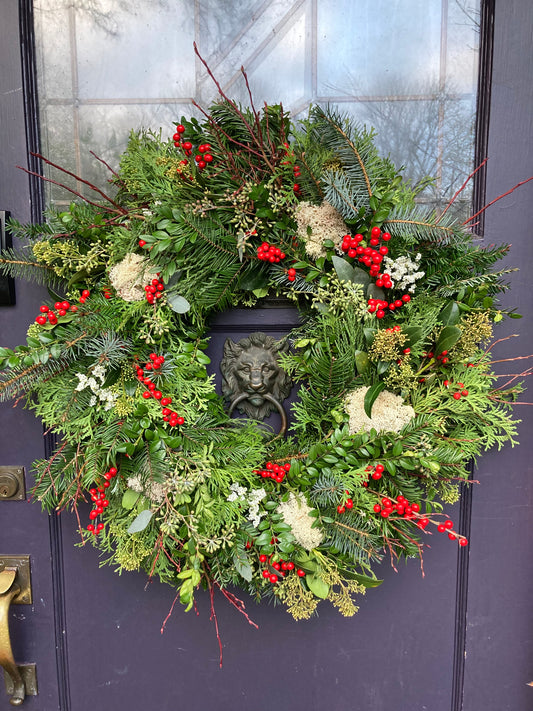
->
[0,557,37,706]
[0,468,26,501]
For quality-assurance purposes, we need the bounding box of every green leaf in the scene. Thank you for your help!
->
[354,350,370,374]
[122,489,141,510]
[233,553,253,582]
[306,574,329,599]
[167,294,190,313]
[364,381,386,418]
[239,269,269,291]
[439,301,460,326]
[363,327,377,345]
[402,327,423,346]
[366,283,385,301]
[127,509,153,534]
[436,325,462,355]
[332,256,356,283]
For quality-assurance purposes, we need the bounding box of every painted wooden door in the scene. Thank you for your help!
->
[0,1,532,709]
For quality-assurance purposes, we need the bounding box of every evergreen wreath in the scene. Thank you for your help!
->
[0,69,527,642]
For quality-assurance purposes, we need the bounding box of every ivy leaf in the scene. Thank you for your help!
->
[166,293,190,313]
[127,509,153,534]
[436,325,462,354]
[306,574,329,599]
[364,381,386,418]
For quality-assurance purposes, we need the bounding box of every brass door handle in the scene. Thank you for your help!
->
[0,558,36,706]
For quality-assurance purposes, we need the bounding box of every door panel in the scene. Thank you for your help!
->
[0,2,59,708]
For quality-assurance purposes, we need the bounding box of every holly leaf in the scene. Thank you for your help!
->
[127,509,153,534]
[364,381,386,418]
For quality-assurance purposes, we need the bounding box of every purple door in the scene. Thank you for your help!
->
[1,1,532,709]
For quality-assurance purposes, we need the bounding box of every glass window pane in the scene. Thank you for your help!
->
[34,0,481,214]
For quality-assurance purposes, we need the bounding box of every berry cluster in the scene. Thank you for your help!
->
[443,379,469,400]
[172,124,214,170]
[293,164,301,195]
[367,293,411,319]
[35,299,78,326]
[144,277,165,304]
[256,242,286,263]
[260,554,305,584]
[135,354,185,427]
[86,466,117,535]
[336,490,354,514]
[193,143,214,170]
[373,495,421,519]
[341,228,390,277]
[287,267,297,282]
[255,461,291,483]
[419,515,468,546]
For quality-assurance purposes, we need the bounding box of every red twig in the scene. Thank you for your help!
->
[17,165,118,213]
[462,176,533,225]
[209,583,224,668]
[30,151,127,212]
[160,593,180,634]
[437,158,488,224]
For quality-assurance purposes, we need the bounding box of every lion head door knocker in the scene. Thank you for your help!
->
[220,332,292,437]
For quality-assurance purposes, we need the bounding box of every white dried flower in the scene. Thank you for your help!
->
[295,201,348,259]
[277,493,323,550]
[226,484,267,527]
[109,253,157,302]
[382,253,424,293]
[344,387,415,434]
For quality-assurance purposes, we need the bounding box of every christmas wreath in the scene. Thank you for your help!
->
[0,72,526,637]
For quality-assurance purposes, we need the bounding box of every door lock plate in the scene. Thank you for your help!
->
[0,556,31,605]
[0,467,25,501]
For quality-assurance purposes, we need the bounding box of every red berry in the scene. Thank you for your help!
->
[142,391,151,399]
[259,554,267,563]
[373,504,382,513]
[453,392,462,400]
[262,570,270,579]
[269,574,278,583]
[36,316,47,325]
[297,569,306,577]
[382,232,391,241]
[176,124,185,133]
[459,538,468,546]
[337,505,346,514]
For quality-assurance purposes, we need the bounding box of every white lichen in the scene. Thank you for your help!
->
[126,476,167,504]
[277,493,323,550]
[344,387,415,434]
[295,201,348,259]
[108,252,157,302]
